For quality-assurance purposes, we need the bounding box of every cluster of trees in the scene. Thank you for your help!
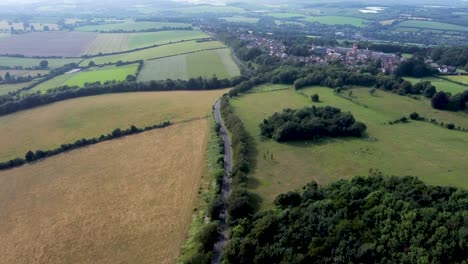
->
[431,90,468,112]
[220,96,258,222]
[260,106,367,142]
[0,121,171,171]
[223,176,468,263]
[0,72,36,85]
[394,57,434,78]
[0,75,243,117]
[429,47,468,69]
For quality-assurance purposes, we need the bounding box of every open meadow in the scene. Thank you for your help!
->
[302,16,367,26]
[0,69,48,78]
[0,32,98,57]
[0,119,209,264]
[83,30,209,55]
[395,20,468,32]
[0,80,38,95]
[444,75,468,85]
[75,21,191,32]
[30,64,138,92]
[0,89,227,161]
[231,86,468,206]
[138,49,240,81]
[404,77,468,94]
[81,40,226,65]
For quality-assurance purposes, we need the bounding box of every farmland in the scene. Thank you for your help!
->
[75,21,191,32]
[30,64,138,93]
[444,75,468,85]
[231,86,468,206]
[0,56,80,68]
[396,20,468,32]
[222,16,259,23]
[0,69,48,78]
[267,13,306,19]
[303,16,367,26]
[80,40,226,65]
[0,80,38,95]
[0,89,227,161]
[138,49,240,81]
[0,20,59,32]
[0,119,209,264]
[404,77,468,94]
[0,32,98,57]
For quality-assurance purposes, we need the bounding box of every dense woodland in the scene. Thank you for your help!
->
[260,106,367,142]
[223,176,468,264]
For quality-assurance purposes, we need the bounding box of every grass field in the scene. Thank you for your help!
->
[303,16,367,26]
[0,56,80,68]
[75,21,191,32]
[267,13,306,19]
[171,5,245,14]
[0,69,48,78]
[0,32,98,57]
[138,49,239,81]
[0,80,38,95]
[0,119,209,264]
[396,20,468,32]
[404,77,468,94]
[81,40,226,66]
[231,86,468,207]
[30,64,138,93]
[83,31,209,55]
[0,89,227,161]
[444,75,468,85]
[222,16,259,23]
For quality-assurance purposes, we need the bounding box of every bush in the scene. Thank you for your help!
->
[311,94,319,102]
[446,123,455,130]
[409,112,420,120]
[196,221,221,252]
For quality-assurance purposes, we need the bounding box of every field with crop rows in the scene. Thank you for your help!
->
[0,119,209,264]
[138,48,239,81]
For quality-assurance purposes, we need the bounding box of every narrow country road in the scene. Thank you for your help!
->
[211,99,232,264]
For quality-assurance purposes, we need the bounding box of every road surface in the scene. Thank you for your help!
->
[212,99,232,264]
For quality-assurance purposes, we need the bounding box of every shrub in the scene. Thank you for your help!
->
[311,94,319,102]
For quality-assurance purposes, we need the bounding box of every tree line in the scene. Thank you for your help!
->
[223,175,468,263]
[260,106,367,142]
[0,121,171,171]
[431,90,468,112]
[0,75,245,117]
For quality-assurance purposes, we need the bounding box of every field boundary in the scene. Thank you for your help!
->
[146,47,228,62]
[0,121,171,171]
[435,75,468,88]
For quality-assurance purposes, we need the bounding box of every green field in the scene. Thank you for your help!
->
[0,89,228,161]
[138,49,240,81]
[444,75,468,85]
[0,81,38,95]
[81,40,226,66]
[75,21,191,32]
[396,20,468,32]
[303,16,367,26]
[0,69,49,78]
[231,86,468,206]
[404,77,468,94]
[30,64,138,93]
[222,16,259,23]
[171,5,245,14]
[267,13,306,19]
[0,57,80,68]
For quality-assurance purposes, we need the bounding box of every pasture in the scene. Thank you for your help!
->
[83,31,209,55]
[267,13,306,19]
[0,69,48,78]
[30,64,138,93]
[404,77,467,94]
[0,80,38,96]
[0,32,98,57]
[75,21,191,32]
[303,16,367,26]
[231,86,468,206]
[0,56,80,68]
[81,40,226,66]
[444,75,468,85]
[396,20,468,32]
[0,119,209,264]
[0,89,227,161]
[138,49,240,81]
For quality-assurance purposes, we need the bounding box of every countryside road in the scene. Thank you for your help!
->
[212,99,232,264]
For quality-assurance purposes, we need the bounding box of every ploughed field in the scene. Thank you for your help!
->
[0,119,209,264]
[0,89,227,161]
[232,85,468,206]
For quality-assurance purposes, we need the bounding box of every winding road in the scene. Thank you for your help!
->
[212,99,232,264]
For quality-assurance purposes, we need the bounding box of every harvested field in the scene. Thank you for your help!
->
[0,89,227,161]
[84,33,130,55]
[0,119,209,264]
[0,32,98,57]
[138,48,239,81]
[80,40,226,66]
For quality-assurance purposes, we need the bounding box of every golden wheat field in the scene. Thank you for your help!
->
[0,89,227,161]
[0,119,209,264]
